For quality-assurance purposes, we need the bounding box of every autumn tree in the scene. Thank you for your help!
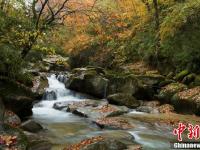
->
[0,0,98,58]
[21,0,98,58]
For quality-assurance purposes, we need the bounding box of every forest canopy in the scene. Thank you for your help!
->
[1,0,200,83]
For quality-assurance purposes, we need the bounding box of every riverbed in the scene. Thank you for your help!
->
[32,74,175,150]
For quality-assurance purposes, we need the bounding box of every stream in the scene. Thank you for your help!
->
[32,74,175,150]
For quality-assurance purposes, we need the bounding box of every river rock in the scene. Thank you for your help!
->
[73,104,129,119]
[4,110,21,127]
[53,101,70,110]
[158,104,174,114]
[69,102,129,119]
[42,90,57,100]
[94,117,134,129]
[134,74,165,100]
[107,93,140,108]
[99,130,135,143]
[3,95,34,119]
[31,75,49,99]
[0,124,28,150]
[67,100,102,112]
[140,100,160,107]
[136,102,174,114]
[135,74,165,86]
[24,131,52,150]
[182,73,195,85]
[54,100,101,111]
[157,83,187,103]
[66,68,109,98]
[21,120,43,133]
[43,55,70,71]
[171,87,200,115]
[106,74,140,96]
[57,74,69,83]
[136,100,160,113]
[136,106,158,114]
[0,77,38,119]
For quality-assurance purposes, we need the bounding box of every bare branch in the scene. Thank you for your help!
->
[36,0,49,29]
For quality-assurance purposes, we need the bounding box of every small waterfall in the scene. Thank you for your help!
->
[32,74,86,122]
[42,74,68,100]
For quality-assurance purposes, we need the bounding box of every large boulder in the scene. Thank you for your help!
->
[134,74,166,100]
[171,87,200,115]
[106,74,140,96]
[157,83,187,103]
[31,74,49,99]
[43,55,70,71]
[3,96,34,119]
[107,93,140,108]
[135,74,165,86]
[0,78,40,119]
[66,68,109,98]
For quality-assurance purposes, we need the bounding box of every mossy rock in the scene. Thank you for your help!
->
[189,75,200,87]
[66,68,108,98]
[157,83,187,103]
[182,73,195,85]
[171,87,200,115]
[0,124,28,150]
[174,70,189,81]
[107,74,140,96]
[135,74,165,86]
[107,93,140,108]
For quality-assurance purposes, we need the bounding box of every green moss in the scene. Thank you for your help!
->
[175,70,189,81]
[157,82,187,103]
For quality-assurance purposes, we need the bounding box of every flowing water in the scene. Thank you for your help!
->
[32,74,175,150]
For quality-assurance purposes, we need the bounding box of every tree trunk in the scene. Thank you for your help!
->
[21,45,32,59]
[21,33,39,59]
[153,0,159,30]
[153,0,160,66]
